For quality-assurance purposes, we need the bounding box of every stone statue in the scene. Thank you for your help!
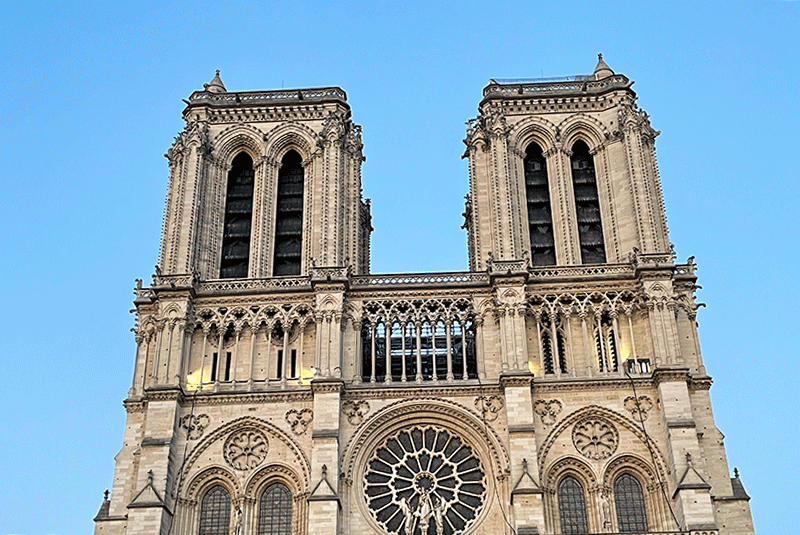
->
[398,496,415,535]
[416,489,433,534]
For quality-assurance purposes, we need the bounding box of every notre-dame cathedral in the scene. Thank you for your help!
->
[93,57,755,535]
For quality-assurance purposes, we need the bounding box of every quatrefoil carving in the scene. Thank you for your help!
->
[285,408,314,435]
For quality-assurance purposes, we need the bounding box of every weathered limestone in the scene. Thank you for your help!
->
[95,61,753,535]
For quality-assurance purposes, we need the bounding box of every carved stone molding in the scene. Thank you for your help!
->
[223,428,269,470]
[342,400,370,425]
[623,396,653,422]
[285,409,314,435]
[182,414,211,440]
[572,419,619,460]
[533,399,563,426]
[474,395,504,422]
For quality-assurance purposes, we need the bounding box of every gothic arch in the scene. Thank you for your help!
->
[213,124,265,166]
[544,456,598,490]
[182,416,311,491]
[509,116,559,155]
[558,114,608,154]
[340,397,510,482]
[603,454,658,488]
[537,405,668,479]
[245,463,307,499]
[263,123,317,164]
[185,465,241,503]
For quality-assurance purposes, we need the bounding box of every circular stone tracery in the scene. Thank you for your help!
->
[364,426,486,535]
[223,428,268,470]
[572,419,619,460]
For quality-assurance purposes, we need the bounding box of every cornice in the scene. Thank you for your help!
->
[342,382,503,400]
[531,375,654,394]
[311,379,345,394]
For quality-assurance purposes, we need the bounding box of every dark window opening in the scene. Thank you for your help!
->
[224,352,231,381]
[558,476,588,534]
[524,143,556,266]
[210,352,218,382]
[290,349,297,379]
[276,350,283,379]
[273,150,304,276]
[615,474,648,532]
[220,153,255,278]
[571,140,606,264]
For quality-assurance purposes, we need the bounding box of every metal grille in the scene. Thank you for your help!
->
[570,140,606,264]
[558,476,588,534]
[524,143,556,266]
[198,485,231,535]
[614,474,648,532]
[257,483,293,535]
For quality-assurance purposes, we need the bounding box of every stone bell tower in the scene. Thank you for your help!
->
[463,54,669,271]
[159,71,371,280]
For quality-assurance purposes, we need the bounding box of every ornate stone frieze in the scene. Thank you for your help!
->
[181,414,211,440]
[572,419,619,460]
[474,395,504,422]
[342,400,370,425]
[223,428,269,470]
[623,396,653,422]
[285,408,313,435]
[533,399,563,426]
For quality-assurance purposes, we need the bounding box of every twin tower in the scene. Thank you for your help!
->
[94,58,754,535]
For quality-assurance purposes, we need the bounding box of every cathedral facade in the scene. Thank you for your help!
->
[94,57,754,535]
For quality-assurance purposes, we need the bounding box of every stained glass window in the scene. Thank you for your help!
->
[558,476,588,534]
[615,474,648,532]
[257,483,292,535]
[198,485,231,535]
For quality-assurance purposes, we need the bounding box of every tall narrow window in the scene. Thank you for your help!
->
[273,150,304,276]
[220,153,255,279]
[198,485,231,535]
[558,476,588,534]
[595,312,618,372]
[615,474,648,532]
[524,143,556,266]
[257,483,292,535]
[571,140,606,264]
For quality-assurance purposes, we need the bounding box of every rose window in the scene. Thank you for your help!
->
[572,419,618,460]
[223,428,268,470]
[364,426,486,535]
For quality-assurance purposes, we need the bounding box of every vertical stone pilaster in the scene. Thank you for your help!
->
[308,379,343,535]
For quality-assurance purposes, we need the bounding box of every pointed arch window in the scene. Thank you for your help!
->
[198,485,231,535]
[257,483,293,535]
[595,312,618,372]
[614,474,648,532]
[220,153,255,279]
[558,476,588,534]
[571,140,606,264]
[524,142,556,266]
[273,150,304,276]
[540,313,567,375]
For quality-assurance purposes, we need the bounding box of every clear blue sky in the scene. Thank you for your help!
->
[0,2,796,534]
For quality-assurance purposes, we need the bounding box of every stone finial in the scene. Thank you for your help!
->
[593,53,614,79]
[103,489,110,502]
[147,470,154,485]
[685,452,693,466]
[734,467,740,478]
[203,70,227,93]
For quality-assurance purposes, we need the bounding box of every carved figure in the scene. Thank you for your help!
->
[398,496,415,535]
[416,489,434,534]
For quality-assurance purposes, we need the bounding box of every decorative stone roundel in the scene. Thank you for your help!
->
[223,428,268,470]
[364,426,486,535]
[572,419,619,460]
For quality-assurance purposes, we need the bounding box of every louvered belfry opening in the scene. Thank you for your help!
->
[570,140,606,264]
[273,150,304,276]
[524,142,556,266]
[220,152,255,279]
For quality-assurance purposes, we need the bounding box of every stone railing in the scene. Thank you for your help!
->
[350,272,489,288]
[483,75,630,98]
[528,263,634,279]
[197,277,311,294]
[188,87,347,105]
